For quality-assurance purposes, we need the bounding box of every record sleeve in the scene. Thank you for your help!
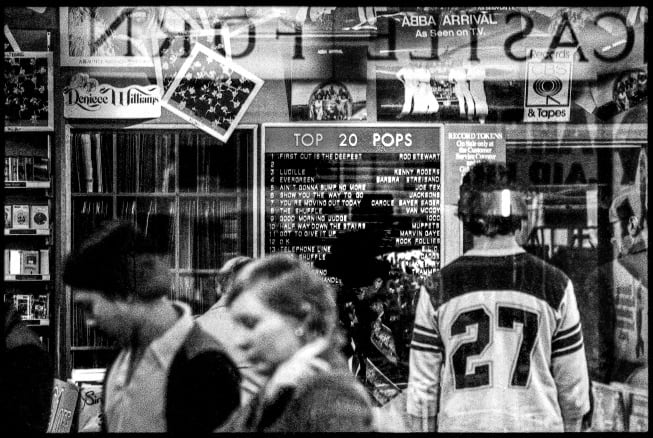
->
[12,204,30,229]
[30,205,49,230]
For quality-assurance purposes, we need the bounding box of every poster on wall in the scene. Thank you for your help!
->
[375,62,523,123]
[372,7,647,125]
[59,6,292,68]
[60,7,160,67]
[152,25,231,99]
[290,45,367,121]
[157,6,289,37]
[162,43,263,143]
[4,51,53,131]
[276,7,382,37]
[591,68,648,123]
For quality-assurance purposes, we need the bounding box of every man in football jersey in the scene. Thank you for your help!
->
[406,161,590,432]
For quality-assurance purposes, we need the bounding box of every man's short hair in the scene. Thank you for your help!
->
[63,220,171,301]
[457,161,527,237]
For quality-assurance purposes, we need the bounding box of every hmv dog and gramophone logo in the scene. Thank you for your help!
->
[64,72,161,119]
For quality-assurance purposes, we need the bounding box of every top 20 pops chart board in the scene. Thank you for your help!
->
[262,124,444,276]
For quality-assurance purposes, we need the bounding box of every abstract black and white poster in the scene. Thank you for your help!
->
[162,43,263,142]
[4,51,53,131]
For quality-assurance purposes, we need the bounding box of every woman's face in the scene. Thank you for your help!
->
[229,285,303,376]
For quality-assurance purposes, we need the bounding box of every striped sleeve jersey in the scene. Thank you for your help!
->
[406,246,590,432]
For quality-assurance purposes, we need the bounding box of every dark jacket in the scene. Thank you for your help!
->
[2,304,53,434]
[219,343,375,432]
[102,323,241,433]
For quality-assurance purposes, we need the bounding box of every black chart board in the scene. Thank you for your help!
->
[262,124,444,279]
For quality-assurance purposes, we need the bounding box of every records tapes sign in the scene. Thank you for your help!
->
[523,49,573,122]
[262,124,446,273]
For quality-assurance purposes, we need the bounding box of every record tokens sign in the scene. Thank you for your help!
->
[443,124,506,205]
[63,73,161,119]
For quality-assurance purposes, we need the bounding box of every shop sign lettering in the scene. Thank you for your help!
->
[64,8,642,65]
[64,83,161,119]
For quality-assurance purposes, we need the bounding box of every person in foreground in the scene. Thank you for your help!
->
[197,255,268,405]
[218,253,376,432]
[2,300,53,433]
[62,220,240,433]
[406,161,590,432]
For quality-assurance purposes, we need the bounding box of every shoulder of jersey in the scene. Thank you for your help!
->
[424,252,571,310]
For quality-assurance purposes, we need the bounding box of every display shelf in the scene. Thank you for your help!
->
[5,229,51,236]
[62,124,257,376]
[4,181,51,189]
[70,192,114,198]
[3,130,53,373]
[25,318,50,326]
[2,132,53,341]
[177,268,222,275]
[70,346,118,351]
[5,274,52,281]
[71,368,106,384]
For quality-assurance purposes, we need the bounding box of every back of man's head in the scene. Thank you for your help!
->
[63,220,171,301]
[457,161,528,237]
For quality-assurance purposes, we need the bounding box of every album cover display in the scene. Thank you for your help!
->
[290,45,367,121]
[21,250,40,275]
[4,51,53,130]
[11,205,30,229]
[4,205,12,229]
[162,43,263,142]
[30,205,49,230]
